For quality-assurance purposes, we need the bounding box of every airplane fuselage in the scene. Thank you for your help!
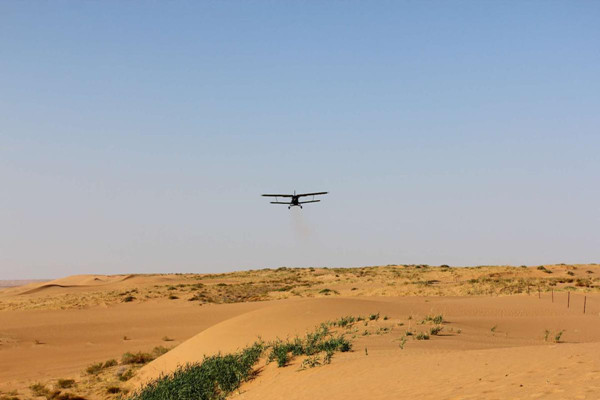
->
[289,195,301,208]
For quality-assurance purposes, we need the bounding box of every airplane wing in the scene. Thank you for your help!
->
[270,201,291,205]
[262,194,293,197]
[298,200,321,204]
[296,192,328,197]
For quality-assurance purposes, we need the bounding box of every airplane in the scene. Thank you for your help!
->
[262,191,328,209]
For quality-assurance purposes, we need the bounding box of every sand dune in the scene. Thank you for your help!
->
[133,296,600,399]
[2,266,600,399]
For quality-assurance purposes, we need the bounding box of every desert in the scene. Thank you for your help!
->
[3,2,598,399]
[2,264,600,399]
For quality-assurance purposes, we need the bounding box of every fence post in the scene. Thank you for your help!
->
[568,291,570,308]
[584,296,587,314]
[552,289,554,303]
[538,288,540,299]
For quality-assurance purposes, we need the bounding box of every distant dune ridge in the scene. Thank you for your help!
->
[0,279,49,289]
[1,264,600,399]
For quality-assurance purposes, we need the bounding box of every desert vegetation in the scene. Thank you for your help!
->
[2,264,599,311]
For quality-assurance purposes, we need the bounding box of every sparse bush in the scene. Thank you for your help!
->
[118,369,135,382]
[152,346,170,357]
[30,383,50,397]
[491,325,497,333]
[334,316,356,328]
[415,332,430,340]
[300,354,321,369]
[422,314,443,325]
[122,296,136,303]
[399,336,407,349]
[544,329,551,341]
[121,352,155,365]
[429,326,443,335]
[369,313,380,321]
[267,326,351,368]
[376,327,390,335]
[57,379,75,389]
[554,330,565,343]
[86,363,105,375]
[319,288,339,295]
[106,386,121,394]
[168,295,179,300]
[576,278,591,288]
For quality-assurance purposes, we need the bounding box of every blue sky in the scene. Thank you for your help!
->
[1,1,599,279]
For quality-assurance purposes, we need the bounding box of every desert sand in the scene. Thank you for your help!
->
[1,264,599,399]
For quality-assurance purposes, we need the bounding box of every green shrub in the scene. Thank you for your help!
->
[422,314,443,325]
[268,342,290,367]
[429,326,443,335]
[554,330,565,343]
[128,343,263,400]
[544,329,551,341]
[334,316,356,328]
[267,327,351,368]
[415,332,430,340]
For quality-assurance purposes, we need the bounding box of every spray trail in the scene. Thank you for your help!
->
[290,208,312,241]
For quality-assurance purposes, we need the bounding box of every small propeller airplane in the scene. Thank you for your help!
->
[262,191,328,209]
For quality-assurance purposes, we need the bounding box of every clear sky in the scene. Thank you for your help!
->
[1,1,599,279]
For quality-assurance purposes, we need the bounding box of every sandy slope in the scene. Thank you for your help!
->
[235,342,600,400]
[0,300,267,391]
[132,295,600,399]
[2,268,600,399]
